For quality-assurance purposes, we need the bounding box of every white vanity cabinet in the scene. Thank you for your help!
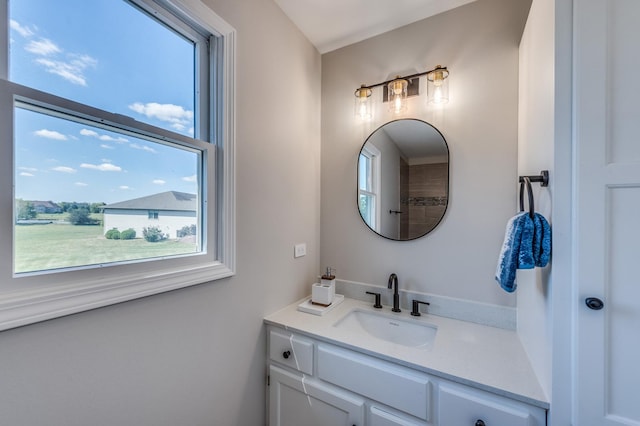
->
[267,327,427,426]
[267,325,546,426]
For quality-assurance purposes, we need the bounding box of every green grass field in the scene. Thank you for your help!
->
[14,223,197,274]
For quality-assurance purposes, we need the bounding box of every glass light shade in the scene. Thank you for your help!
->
[388,78,408,114]
[427,66,449,104]
[354,86,373,121]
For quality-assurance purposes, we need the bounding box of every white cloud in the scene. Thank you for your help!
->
[82,129,127,145]
[19,167,38,172]
[35,57,93,86]
[75,182,88,187]
[129,143,157,154]
[152,179,166,185]
[10,20,34,38]
[80,129,98,137]
[70,54,97,69]
[182,175,197,182]
[100,144,114,149]
[35,129,67,140]
[26,38,61,56]
[52,166,76,174]
[80,163,122,172]
[119,185,131,190]
[20,172,35,177]
[129,102,193,131]
[14,22,96,86]
[99,135,128,143]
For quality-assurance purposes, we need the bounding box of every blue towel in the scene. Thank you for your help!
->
[495,212,534,292]
[495,212,552,293]
[532,212,551,267]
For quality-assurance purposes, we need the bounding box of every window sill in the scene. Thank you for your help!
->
[0,262,234,331]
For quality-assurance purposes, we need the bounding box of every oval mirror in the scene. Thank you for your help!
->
[357,119,449,241]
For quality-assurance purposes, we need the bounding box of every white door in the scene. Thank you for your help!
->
[269,365,365,426]
[574,0,640,425]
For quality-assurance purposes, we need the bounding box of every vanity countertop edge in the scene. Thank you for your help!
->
[264,296,549,410]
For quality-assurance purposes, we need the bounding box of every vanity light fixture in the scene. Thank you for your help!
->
[426,65,449,104]
[354,65,450,119]
[354,85,373,121]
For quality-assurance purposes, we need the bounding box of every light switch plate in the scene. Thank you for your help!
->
[294,243,306,258]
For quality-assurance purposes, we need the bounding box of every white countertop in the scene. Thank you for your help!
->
[264,296,549,409]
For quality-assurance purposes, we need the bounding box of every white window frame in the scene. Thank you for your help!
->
[358,144,381,232]
[0,0,236,331]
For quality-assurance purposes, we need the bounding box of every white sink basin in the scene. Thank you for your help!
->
[334,308,437,350]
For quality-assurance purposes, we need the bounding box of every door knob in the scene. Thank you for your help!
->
[585,297,604,310]
[282,350,291,359]
[475,420,486,426]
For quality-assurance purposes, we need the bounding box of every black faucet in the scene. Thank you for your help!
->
[387,273,401,312]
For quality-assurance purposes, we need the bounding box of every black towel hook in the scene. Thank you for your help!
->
[519,177,535,219]
[519,170,549,187]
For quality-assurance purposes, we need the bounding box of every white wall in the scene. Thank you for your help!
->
[321,0,532,307]
[517,0,554,400]
[0,0,321,424]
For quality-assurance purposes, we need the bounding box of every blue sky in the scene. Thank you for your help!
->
[10,0,200,204]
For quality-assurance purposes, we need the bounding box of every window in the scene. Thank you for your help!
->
[358,145,380,231]
[0,0,236,330]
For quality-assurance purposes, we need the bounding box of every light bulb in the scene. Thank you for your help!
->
[433,86,443,104]
[387,78,408,114]
[393,96,403,113]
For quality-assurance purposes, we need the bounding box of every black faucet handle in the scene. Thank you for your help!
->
[411,299,430,316]
[366,291,383,308]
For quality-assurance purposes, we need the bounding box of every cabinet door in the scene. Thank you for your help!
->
[439,383,545,426]
[269,365,365,426]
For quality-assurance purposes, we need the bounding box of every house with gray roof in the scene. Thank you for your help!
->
[102,191,198,239]
[31,200,62,214]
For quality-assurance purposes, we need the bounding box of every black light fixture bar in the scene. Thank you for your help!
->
[357,65,447,91]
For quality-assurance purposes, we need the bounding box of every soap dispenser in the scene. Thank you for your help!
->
[311,267,336,306]
[321,267,336,286]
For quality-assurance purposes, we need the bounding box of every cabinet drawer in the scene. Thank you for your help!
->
[317,344,431,421]
[439,383,546,426]
[370,406,427,426]
[269,329,313,375]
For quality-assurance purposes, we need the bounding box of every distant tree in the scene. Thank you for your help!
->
[59,201,71,213]
[90,202,106,214]
[15,199,37,220]
[68,207,96,225]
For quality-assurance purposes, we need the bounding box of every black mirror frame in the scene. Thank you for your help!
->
[356,118,449,241]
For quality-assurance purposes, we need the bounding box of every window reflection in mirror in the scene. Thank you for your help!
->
[357,119,449,241]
